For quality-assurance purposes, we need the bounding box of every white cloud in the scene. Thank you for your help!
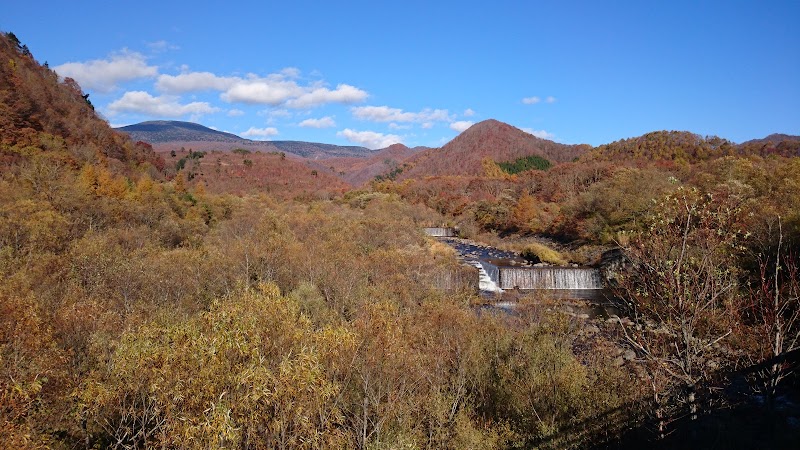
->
[351,105,452,123]
[522,96,541,105]
[54,51,158,92]
[546,96,557,103]
[156,72,238,93]
[269,109,292,117]
[522,128,555,140]
[227,109,245,117]
[241,127,279,138]
[259,109,292,118]
[221,74,304,105]
[450,121,474,132]
[286,84,368,108]
[280,67,301,78]
[107,91,219,117]
[299,116,336,128]
[463,108,475,117]
[388,122,412,130]
[156,68,368,108]
[352,106,415,122]
[337,129,403,149]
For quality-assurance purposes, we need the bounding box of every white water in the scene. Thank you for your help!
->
[437,236,603,293]
[499,267,603,290]
[468,260,503,293]
[424,227,456,237]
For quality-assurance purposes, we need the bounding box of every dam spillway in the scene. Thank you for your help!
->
[482,262,604,290]
[435,236,605,293]
[423,227,457,237]
[501,266,603,290]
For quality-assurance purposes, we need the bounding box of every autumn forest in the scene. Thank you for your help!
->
[1,31,799,449]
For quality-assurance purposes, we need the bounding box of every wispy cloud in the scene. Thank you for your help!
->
[299,116,336,128]
[351,105,452,124]
[463,108,475,117]
[54,50,158,92]
[337,128,403,149]
[147,40,180,52]
[107,91,218,117]
[227,109,245,117]
[241,127,279,138]
[449,121,474,132]
[522,128,555,140]
[156,71,238,93]
[523,96,556,105]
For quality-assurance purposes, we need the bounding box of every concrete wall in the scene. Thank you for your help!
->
[423,227,456,237]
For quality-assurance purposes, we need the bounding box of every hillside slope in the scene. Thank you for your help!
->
[315,143,425,186]
[586,130,800,162]
[168,148,350,199]
[0,32,161,171]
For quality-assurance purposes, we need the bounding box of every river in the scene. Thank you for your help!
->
[439,236,624,317]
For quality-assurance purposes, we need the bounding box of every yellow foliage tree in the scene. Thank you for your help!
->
[95,167,128,199]
[481,157,508,179]
[173,171,187,193]
[511,192,539,232]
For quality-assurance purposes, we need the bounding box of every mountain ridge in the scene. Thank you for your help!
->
[116,120,372,159]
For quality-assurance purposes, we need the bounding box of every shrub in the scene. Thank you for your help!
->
[521,242,567,265]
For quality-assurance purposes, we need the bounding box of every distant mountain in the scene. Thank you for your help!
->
[117,121,243,143]
[738,134,800,158]
[314,143,426,186]
[270,140,372,159]
[116,120,372,159]
[396,119,590,179]
[740,133,800,146]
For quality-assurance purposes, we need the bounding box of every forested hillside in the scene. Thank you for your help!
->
[164,147,352,199]
[396,119,590,179]
[2,30,800,449]
[316,143,424,186]
[0,34,163,172]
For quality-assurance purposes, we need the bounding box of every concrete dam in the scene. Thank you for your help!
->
[434,236,604,293]
[423,227,457,237]
[480,261,603,290]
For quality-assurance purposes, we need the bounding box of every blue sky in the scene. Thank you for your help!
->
[3,1,798,148]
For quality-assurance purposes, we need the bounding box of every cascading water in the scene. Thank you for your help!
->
[470,260,503,293]
[499,266,603,290]
[435,236,605,293]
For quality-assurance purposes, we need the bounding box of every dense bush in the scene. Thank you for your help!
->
[497,154,552,174]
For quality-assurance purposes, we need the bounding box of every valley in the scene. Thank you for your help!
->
[1,28,799,450]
